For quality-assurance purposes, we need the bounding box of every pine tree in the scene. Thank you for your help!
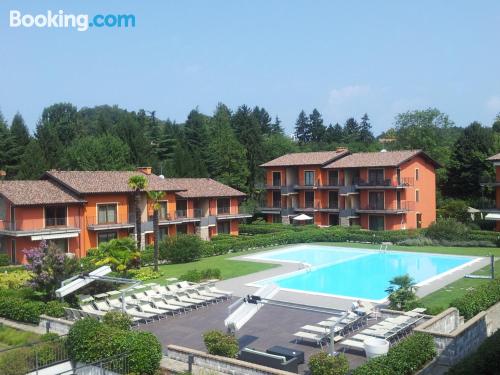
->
[309,109,326,142]
[207,104,249,191]
[270,116,284,134]
[252,106,273,135]
[358,113,375,143]
[343,117,360,143]
[294,110,311,144]
[10,113,30,146]
[325,123,344,143]
[17,140,49,179]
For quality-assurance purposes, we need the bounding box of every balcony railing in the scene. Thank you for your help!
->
[216,206,231,215]
[86,216,134,227]
[358,201,415,212]
[340,208,358,217]
[356,177,414,188]
[0,217,80,232]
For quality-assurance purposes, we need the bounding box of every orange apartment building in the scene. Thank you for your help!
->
[260,149,439,230]
[485,153,500,231]
[0,169,249,264]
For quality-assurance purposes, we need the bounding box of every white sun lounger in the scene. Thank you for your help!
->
[340,339,365,351]
[80,304,107,317]
[133,293,185,314]
[293,331,326,348]
[301,325,329,334]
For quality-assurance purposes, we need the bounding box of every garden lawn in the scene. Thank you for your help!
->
[150,251,278,284]
[418,259,500,314]
[0,325,40,350]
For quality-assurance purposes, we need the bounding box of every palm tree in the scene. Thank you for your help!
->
[128,175,148,250]
[385,274,418,311]
[147,190,166,272]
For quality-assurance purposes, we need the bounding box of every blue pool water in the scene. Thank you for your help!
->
[251,245,476,301]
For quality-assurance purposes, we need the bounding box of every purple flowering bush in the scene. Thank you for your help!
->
[23,241,80,299]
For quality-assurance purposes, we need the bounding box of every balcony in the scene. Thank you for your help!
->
[86,216,135,231]
[215,206,252,220]
[294,183,321,190]
[356,177,414,189]
[295,203,319,212]
[480,177,500,188]
[356,201,415,214]
[340,208,358,218]
[0,217,81,237]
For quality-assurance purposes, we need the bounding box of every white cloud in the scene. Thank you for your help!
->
[486,96,500,112]
[328,85,371,107]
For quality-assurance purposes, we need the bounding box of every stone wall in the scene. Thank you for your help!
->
[38,314,74,335]
[166,345,296,375]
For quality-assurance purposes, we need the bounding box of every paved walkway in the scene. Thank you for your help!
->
[0,317,46,335]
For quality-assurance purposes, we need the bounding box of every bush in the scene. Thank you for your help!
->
[128,267,163,281]
[0,271,31,290]
[86,237,140,273]
[397,237,434,246]
[67,317,161,375]
[179,268,221,283]
[0,254,10,266]
[352,332,436,375]
[203,330,239,358]
[160,235,203,263]
[308,352,349,375]
[0,296,44,324]
[0,347,32,375]
[43,301,67,318]
[446,329,500,375]
[450,279,500,320]
[140,247,155,265]
[425,218,469,241]
[102,311,132,330]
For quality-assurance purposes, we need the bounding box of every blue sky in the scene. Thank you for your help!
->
[1,0,500,135]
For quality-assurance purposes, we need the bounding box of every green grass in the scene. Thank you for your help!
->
[150,250,278,284]
[0,325,40,350]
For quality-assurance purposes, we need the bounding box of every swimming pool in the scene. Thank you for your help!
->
[246,245,479,302]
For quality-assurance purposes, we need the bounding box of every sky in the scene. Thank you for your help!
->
[1,0,500,135]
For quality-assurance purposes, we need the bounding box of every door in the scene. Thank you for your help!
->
[368,192,384,210]
[272,172,282,187]
[328,170,339,186]
[304,191,315,208]
[272,191,281,208]
[328,191,339,209]
[10,240,16,264]
[368,169,384,185]
[416,213,422,229]
[304,171,315,186]
[329,214,339,226]
[396,191,401,210]
[369,215,385,231]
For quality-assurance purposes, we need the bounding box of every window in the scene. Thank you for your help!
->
[0,197,5,221]
[217,198,230,215]
[159,201,168,220]
[415,168,419,181]
[416,213,422,229]
[416,189,420,202]
[158,227,169,241]
[328,191,339,209]
[304,191,315,208]
[328,170,339,186]
[97,231,117,245]
[396,191,401,210]
[176,223,188,234]
[97,204,117,224]
[304,171,315,186]
[176,199,187,218]
[272,191,281,208]
[217,221,230,235]
[272,172,282,186]
[329,214,339,226]
[48,238,69,252]
[45,206,67,227]
[368,192,384,210]
[368,169,384,185]
[369,215,385,231]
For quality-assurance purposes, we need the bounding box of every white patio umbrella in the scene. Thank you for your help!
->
[292,214,313,222]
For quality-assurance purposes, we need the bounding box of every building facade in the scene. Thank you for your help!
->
[260,149,439,230]
[485,153,500,231]
[0,169,250,264]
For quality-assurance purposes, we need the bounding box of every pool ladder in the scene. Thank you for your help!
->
[299,262,312,272]
[379,242,392,252]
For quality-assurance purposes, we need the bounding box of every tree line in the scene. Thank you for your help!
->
[0,103,499,218]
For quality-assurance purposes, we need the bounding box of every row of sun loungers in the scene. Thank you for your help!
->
[73,281,232,323]
[339,308,427,352]
[293,311,367,348]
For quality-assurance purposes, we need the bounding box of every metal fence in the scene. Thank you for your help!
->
[54,353,129,375]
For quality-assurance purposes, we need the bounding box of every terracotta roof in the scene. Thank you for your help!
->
[487,153,500,161]
[44,171,185,194]
[260,150,349,167]
[0,180,83,206]
[172,178,246,198]
[324,150,440,168]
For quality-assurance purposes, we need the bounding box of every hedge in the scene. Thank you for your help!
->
[308,351,349,375]
[352,332,436,375]
[450,279,500,320]
[179,268,221,283]
[446,329,500,375]
[0,295,68,324]
[203,330,239,358]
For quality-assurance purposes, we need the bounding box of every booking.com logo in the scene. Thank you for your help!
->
[9,10,135,31]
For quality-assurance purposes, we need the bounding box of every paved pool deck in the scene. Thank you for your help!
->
[213,245,491,309]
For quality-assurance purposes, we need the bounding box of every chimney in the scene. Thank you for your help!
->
[336,147,348,153]
[136,167,153,175]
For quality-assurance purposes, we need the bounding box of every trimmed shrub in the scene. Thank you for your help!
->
[308,351,349,375]
[102,311,132,331]
[397,237,434,246]
[450,279,500,320]
[160,235,203,263]
[0,254,10,266]
[179,268,221,283]
[140,247,155,265]
[122,330,162,375]
[425,218,469,241]
[128,267,163,281]
[446,329,500,375]
[352,332,436,375]
[43,301,68,318]
[0,296,44,324]
[0,270,31,290]
[203,330,239,358]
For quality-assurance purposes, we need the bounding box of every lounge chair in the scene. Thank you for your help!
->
[293,331,326,348]
[162,294,198,309]
[121,296,169,318]
[340,339,365,352]
[80,303,106,317]
[301,325,329,334]
[208,285,232,298]
[132,293,185,314]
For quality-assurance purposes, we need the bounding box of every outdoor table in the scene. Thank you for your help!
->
[266,346,305,364]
